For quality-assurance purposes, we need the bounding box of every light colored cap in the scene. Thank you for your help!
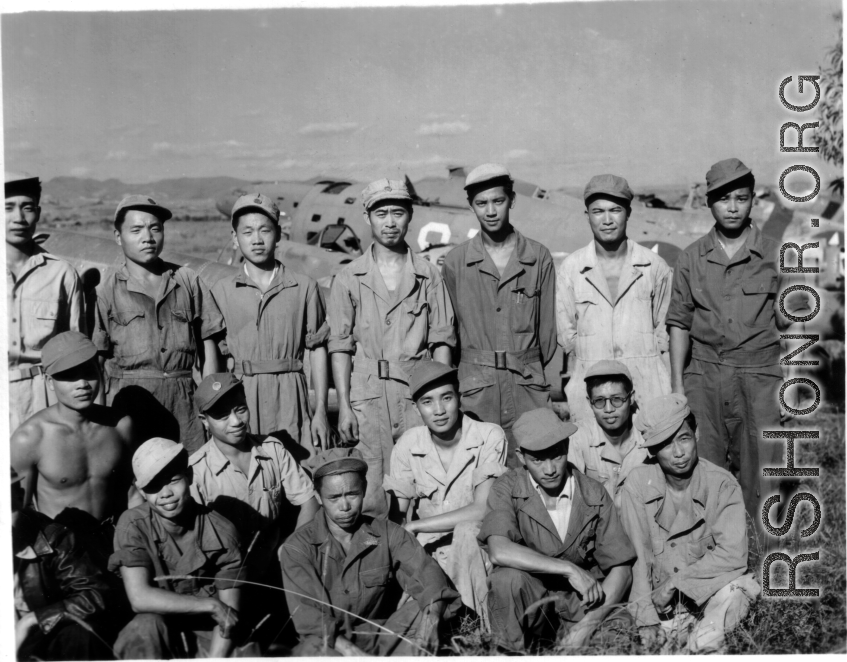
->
[464,163,513,191]
[41,331,98,376]
[132,437,186,489]
[115,194,172,223]
[583,174,633,203]
[308,447,368,480]
[231,192,280,227]
[584,359,633,384]
[514,407,578,453]
[705,158,752,194]
[362,179,412,211]
[409,360,457,401]
[634,394,692,448]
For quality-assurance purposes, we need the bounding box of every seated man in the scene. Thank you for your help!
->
[110,437,256,659]
[568,360,648,507]
[479,408,636,652]
[620,394,760,653]
[13,475,115,661]
[384,360,506,629]
[279,448,461,657]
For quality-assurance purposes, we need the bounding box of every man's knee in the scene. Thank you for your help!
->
[114,613,169,659]
[488,567,533,599]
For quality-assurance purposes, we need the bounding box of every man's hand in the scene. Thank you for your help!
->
[639,624,663,651]
[207,598,239,639]
[15,612,38,652]
[651,580,676,612]
[335,635,371,657]
[311,407,330,449]
[403,520,418,535]
[337,405,359,446]
[564,564,604,608]
[560,619,595,650]
[414,607,441,655]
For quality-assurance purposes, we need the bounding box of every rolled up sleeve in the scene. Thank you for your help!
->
[194,275,225,340]
[666,251,694,330]
[478,475,522,546]
[653,260,673,352]
[327,273,356,354]
[92,293,112,354]
[304,279,330,349]
[384,439,417,499]
[426,273,457,349]
[471,426,507,488]
[555,262,578,354]
[276,445,318,507]
[108,514,154,573]
[212,534,244,590]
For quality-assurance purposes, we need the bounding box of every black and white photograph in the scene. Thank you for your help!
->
[1,0,844,658]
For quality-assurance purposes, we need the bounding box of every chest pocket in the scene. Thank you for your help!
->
[415,481,440,502]
[109,310,148,359]
[573,284,603,336]
[687,534,716,563]
[512,287,539,334]
[740,277,777,328]
[360,565,391,598]
[167,308,196,352]
[21,300,60,351]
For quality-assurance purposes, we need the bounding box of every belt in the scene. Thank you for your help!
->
[460,347,542,378]
[108,367,193,379]
[691,342,779,368]
[352,357,420,383]
[233,358,303,377]
[9,365,44,383]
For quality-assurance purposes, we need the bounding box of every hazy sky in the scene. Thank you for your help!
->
[2,0,841,189]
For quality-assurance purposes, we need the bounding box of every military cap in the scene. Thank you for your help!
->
[705,158,753,194]
[634,394,692,449]
[362,179,412,211]
[41,331,98,376]
[513,407,578,453]
[132,437,186,489]
[584,359,633,384]
[583,174,634,204]
[5,172,41,201]
[409,360,458,401]
[308,447,368,480]
[114,194,173,224]
[231,192,280,227]
[195,372,244,413]
[464,163,514,191]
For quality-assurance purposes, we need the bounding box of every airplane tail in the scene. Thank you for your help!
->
[404,175,427,205]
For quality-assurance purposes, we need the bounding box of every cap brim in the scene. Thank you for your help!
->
[314,458,368,479]
[198,381,244,413]
[706,170,752,194]
[641,420,687,449]
[45,345,98,376]
[464,174,514,191]
[135,445,185,489]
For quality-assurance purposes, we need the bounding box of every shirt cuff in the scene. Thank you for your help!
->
[305,322,330,349]
[383,474,416,499]
[471,462,506,489]
[427,325,457,348]
[328,335,356,354]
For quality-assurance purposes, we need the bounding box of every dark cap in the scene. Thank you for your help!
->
[308,447,368,480]
[584,359,633,384]
[583,174,634,204]
[41,331,98,376]
[5,173,41,201]
[634,394,691,449]
[132,437,186,489]
[409,360,458,401]
[114,195,173,224]
[194,373,244,413]
[362,179,412,211]
[705,158,752,194]
[513,407,578,453]
[231,192,280,227]
[464,163,514,191]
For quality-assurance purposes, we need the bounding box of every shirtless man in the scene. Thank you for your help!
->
[11,331,136,565]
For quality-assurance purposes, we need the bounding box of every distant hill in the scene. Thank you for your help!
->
[43,176,253,203]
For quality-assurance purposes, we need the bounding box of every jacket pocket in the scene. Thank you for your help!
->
[741,277,778,327]
[687,533,716,562]
[109,309,147,359]
[511,287,539,334]
[360,566,391,588]
[21,299,60,351]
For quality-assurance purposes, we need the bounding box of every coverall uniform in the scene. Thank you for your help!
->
[557,239,672,426]
[666,223,805,520]
[7,247,85,432]
[478,466,636,651]
[328,245,456,518]
[93,262,224,453]
[620,460,760,653]
[210,261,328,449]
[442,231,557,467]
[384,414,506,627]
[279,512,461,656]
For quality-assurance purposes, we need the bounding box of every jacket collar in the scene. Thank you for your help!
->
[308,511,383,568]
[464,229,538,268]
[147,501,226,555]
[233,259,298,291]
[351,243,427,308]
[642,460,709,536]
[116,260,179,301]
[409,415,483,488]
[12,509,55,558]
[200,435,270,478]
[700,222,765,261]
[576,239,651,305]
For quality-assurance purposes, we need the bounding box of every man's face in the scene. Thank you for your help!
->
[587,380,632,434]
[586,197,629,245]
[519,441,568,492]
[365,201,411,248]
[415,382,461,437]
[47,359,100,410]
[469,186,514,235]
[5,194,40,248]
[116,210,165,265]
[199,389,250,446]
[709,185,753,232]
[653,420,698,477]
[317,472,365,531]
[233,212,279,266]
[141,470,191,521]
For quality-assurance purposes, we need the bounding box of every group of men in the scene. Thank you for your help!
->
[6,155,805,658]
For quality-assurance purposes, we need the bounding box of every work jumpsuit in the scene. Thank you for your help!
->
[442,231,557,467]
[93,262,224,453]
[620,460,760,654]
[7,248,85,432]
[556,239,673,426]
[384,415,507,628]
[328,245,456,518]
[478,467,636,651]
[279,512,461,656]
[211,262,329,450]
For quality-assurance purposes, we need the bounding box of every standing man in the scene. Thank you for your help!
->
[667,158,809,524]
[556,174,672,426]
[93,195,224,453]
[211,193,329,452]
[6,173,85,432]
[442,164,557,467]
[328,179,456,518]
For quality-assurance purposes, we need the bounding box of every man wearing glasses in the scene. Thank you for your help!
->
[567,360,647,509]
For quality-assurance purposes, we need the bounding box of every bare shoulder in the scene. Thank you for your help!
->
[10,410,51,463]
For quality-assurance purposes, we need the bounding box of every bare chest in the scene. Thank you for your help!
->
[377,262,404,292]
[38,425,127,488]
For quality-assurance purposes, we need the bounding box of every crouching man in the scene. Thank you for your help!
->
[620,394,760,653]
[384,361,507,629]
[280,448,461,656]
[479,408,636,652]
[110,438,256,659]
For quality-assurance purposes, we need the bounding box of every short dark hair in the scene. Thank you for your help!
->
[585,374,633,398]
[232,209,280,231]
[466,177,515,204]
[115,207,168,231]
[584,194,631,213]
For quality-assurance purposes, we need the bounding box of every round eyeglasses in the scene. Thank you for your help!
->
[589,392,632,410]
